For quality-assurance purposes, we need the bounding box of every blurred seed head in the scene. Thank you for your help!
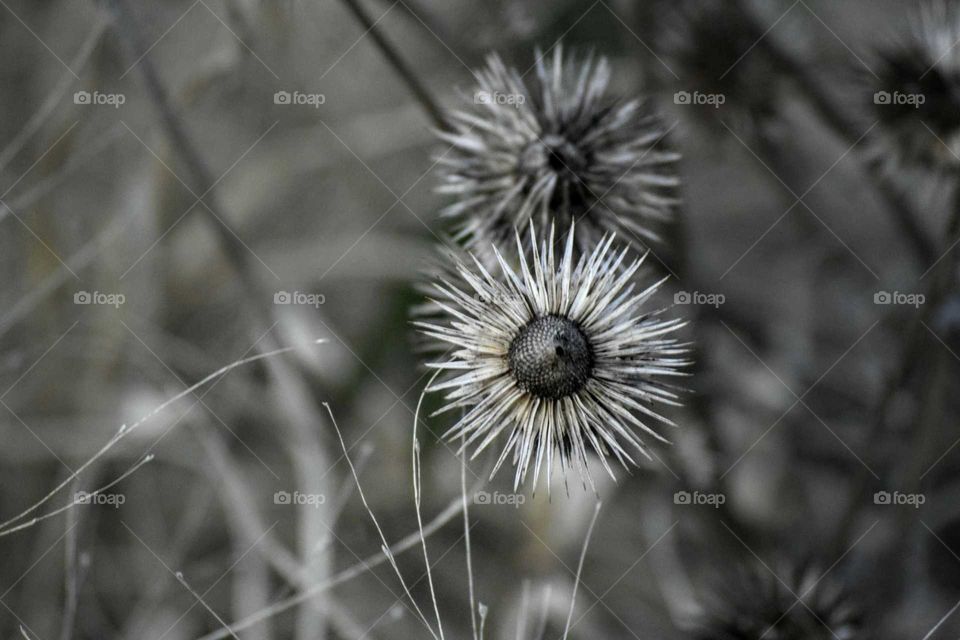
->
[435,46,680,263]
[693,560,864,640]
[416,224,688,492]
[656,0,779,138]
[866,1,960,173]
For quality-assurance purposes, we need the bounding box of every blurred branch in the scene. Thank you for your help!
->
[0,341,321,534]
[58,494,81,640]
[734,0,936,265]
[381,0,460,57]
[897,185,960,489]
[101,4,339,636]
[0,20,107,173]
[0,198,127,340]
[104,0,276,315]
[337,0,446,129]
[666,216,751,536]
[198,492,470,640]
[196,427,306,587]
[1,123,125,224]
[831,183,960,556]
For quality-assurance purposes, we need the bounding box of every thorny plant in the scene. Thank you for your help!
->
[4,0,960,638]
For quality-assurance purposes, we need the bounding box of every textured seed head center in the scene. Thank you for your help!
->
[520,134,586,176]
[508,315,593,399]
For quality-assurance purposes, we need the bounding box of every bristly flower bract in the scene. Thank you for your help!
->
[416,223,688,492]
[693,560,864,640]
[435,46,680,264]
[866,1,960,174]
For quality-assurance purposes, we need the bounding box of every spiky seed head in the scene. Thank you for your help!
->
[866,1,960,172]
[435,46,680,263]
[416,223,689,492]
[509,315,594,399]
[693,560,864,640]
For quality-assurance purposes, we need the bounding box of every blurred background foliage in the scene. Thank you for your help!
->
[1,0,959,638]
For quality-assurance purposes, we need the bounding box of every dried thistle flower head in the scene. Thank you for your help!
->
[416,224,688,492]
[694,560,864,640]
[436,46,680,262]
[657,0,778,137]
[867,1,960,172]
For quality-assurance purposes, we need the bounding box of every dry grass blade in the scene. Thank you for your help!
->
[0,342,326,537]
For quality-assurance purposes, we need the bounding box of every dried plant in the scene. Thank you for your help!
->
[417,224,687,491]
[865,0,960,173]
[436,46,680,261]
[2,1,959,639]
[692,560,864,640]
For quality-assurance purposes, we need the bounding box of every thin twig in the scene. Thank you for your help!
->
[337,0,447,128]
[562,501,602,640]
[324,402,441,640]
[0,343,324,536]
[176,572,242,640]
[412,372,446,640]
[462,432,479,640]
[378,0,459,52]
[0,455,154,538]
[196,484,472,640]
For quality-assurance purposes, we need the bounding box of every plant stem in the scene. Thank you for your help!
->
[337,0,447,129]
[830,181,960,556]
[734,0,936,265]
[104,3,335,638]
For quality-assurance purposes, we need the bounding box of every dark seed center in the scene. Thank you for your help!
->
[508,315,593,399]
[519,134,587,176]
